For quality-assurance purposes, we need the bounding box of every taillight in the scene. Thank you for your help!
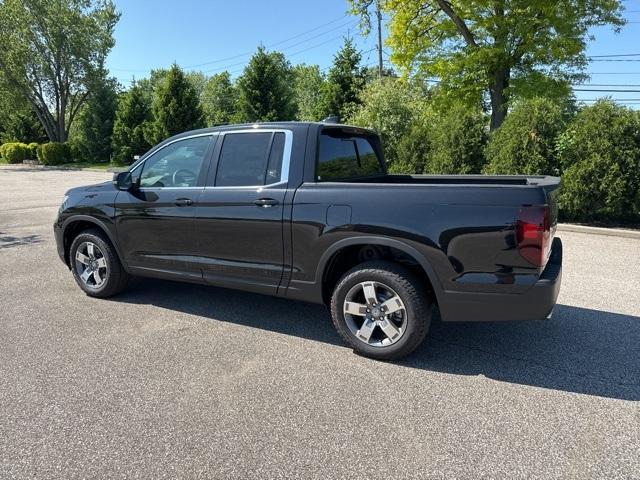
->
[516,206,551,267]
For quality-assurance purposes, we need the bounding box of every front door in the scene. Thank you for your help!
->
[115,134,214,278]
[193,130,291,295]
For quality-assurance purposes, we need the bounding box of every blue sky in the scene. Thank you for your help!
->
[106,0,640,106]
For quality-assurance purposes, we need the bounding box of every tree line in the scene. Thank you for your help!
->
[0,0,638,224]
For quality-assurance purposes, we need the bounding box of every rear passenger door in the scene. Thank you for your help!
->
[193,129,292,295]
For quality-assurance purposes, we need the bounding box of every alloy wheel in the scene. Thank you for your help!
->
[343,281,407,347]
[74,241,108,288]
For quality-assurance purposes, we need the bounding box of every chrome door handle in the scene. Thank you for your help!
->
[175,198,193,206]
[253,198,279,207]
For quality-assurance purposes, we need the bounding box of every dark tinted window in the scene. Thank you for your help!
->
[215,132,286,187]
[317,130,382,181]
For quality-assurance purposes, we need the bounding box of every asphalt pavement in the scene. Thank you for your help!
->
[1,166,638,479]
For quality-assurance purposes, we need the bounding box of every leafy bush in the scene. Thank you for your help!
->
[426,104,488,174]
[0,142,29,163]
[349,78,432,172]
[557,100,640,223]
[27,142,39,159]
[37,142,71,166]
[393,122,432,174]
[484,97,567,175]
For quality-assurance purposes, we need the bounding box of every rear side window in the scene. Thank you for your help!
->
[215,132,286,187]
[317,130,383,181]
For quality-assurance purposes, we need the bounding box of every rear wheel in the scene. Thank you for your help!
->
[330,261,431,360]
[69,229,129,298]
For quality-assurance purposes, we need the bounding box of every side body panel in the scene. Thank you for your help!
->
[286,181,555,318]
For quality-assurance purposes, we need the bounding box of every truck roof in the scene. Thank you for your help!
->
[169,121,378,139]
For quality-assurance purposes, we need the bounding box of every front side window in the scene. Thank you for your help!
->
[317,130,383,181]
[215,132,286,187]
[138,136,211,188]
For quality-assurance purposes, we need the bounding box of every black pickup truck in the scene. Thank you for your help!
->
[54,121,562,360]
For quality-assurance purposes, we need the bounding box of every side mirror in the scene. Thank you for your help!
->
[113,171,133,191]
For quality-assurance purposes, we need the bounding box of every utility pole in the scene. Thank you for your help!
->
[376,0,383,79]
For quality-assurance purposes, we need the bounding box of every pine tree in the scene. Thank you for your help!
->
[293,64,326,121]
[111,82,152,165]
[235,47,296,122]
[144,64,204,145]
[73,73,118,162]
[321,38,366,120]
[202,71,236,125]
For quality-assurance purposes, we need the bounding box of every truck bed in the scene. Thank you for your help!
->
[352,174,560,187]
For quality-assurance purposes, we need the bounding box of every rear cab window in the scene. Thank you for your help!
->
[316,128,384,182]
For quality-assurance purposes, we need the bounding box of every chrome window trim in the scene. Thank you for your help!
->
[212,128,293,188]
[129,132,218,175]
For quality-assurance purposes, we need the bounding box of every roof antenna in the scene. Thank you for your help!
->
[322,115,340,124]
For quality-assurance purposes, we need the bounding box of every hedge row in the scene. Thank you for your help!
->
[0,141,72,165]
[0,142,38,163]
[352,91,640,225]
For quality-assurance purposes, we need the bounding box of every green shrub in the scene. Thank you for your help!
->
[426,104,488,174]
[484,97,567,175]
[349,78,430,169]
[393,122,432,174]
[37,142,71,166]
[0,142,29,164]
[27,142,39,160]
[557,100,640,223]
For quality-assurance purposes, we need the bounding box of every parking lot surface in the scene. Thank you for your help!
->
[1,166,639,479]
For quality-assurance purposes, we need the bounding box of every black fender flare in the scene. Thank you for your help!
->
[61,215,125,267]
[315,236,443,303]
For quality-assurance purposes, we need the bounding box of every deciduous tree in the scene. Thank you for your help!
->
[350,0,624,130]
[0,0,119,141]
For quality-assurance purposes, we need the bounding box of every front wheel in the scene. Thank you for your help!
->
[69,229,130,298]
[330,261,432,361]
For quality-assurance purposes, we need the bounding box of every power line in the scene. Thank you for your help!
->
[574,88,640,91]
[575,83,640,86]
[190,18,358,69]
[589,58,640,61]
[110,15,354,72]
[588,72,640,74]
[589,53,640,57]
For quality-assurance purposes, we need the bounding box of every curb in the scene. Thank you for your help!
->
[0,164,119,173]
[558,223,640,239]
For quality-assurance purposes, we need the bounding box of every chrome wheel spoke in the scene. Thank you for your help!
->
[380,296,403,314]
[75,241,107,288]
[75,252,90,265]
[362,282,378,305]
[344,280,407,348]
[379,318,401,342]
[344,301,368,316]
[356,319,376,342]
[80,268,92,283]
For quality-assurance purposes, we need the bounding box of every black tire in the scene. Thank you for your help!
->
[330,260,431,361]
[69,228,130,298]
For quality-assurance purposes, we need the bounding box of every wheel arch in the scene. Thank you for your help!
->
[61,215,124,268]
[316,236,442,306]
